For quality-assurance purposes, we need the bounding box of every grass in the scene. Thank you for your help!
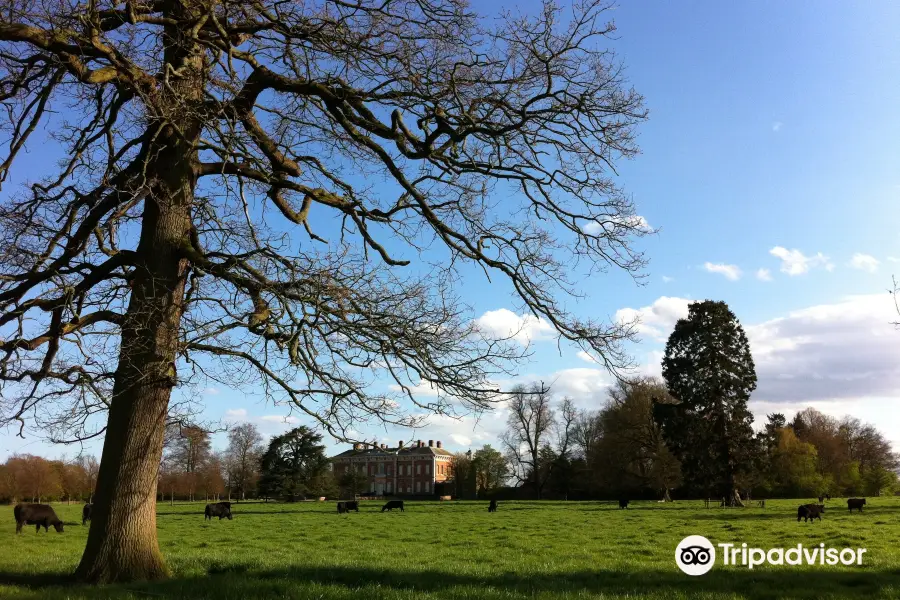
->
[0,498,899,599]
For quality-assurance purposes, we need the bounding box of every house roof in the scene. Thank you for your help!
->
[330,444,453,459]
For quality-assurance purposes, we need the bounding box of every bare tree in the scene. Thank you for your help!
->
[0,0,648,582]
[501,382,555,498]
[224,422,264,501]
[75,454,101,502]
[572,409,603,460]
[554,396,578,459]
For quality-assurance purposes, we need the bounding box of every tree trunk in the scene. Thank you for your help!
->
[74,125,196,582]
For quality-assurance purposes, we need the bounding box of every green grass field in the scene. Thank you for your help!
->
[1,498,899,599]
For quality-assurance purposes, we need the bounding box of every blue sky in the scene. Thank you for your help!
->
[2,0,900,460]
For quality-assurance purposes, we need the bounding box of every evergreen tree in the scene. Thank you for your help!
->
[654,300,757,500]
[258,427,330,501]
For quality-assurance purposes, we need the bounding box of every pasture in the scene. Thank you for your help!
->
[1,498,899,599]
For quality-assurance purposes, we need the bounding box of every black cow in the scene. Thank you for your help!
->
[818,494,831,503]
[847,498,867,513]
[204,502,233,520]
[337,502,346,514]
[381,500,404,512]
[618,499,629,509]
[14,503,64,534]
[82,503,92,526]
[488,499,498,513]
[337,501,359,514]
[797,503,825,522]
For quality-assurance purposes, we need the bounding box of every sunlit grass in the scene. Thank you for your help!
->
[1,497,898,599]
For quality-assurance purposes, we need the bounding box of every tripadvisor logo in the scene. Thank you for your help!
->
[675,536,867,575]
[676,535,716,576]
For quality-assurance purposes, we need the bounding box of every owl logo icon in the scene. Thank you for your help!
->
[676,535,716,575]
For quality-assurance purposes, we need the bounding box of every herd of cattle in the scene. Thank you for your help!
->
[11,496,872,533]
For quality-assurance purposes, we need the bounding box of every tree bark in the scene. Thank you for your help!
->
[74,127,195,582]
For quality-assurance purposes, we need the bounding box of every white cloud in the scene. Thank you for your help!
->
[746,294,900,403]
[260,415,299,424]
[577,350,599,364]
[703,262,742,281]
[769,246,833,275]
[849,253,879,273]
[662,275,674,283]
[887,256,900,263]
[756,268,772,282]
[475,308,555,345]
[224,408,247,420]
[388,381,441,397]
[615,296,690,342]
[450,433,472,446]
[583,214,652,235]
[772,121,783,132]
[203,387,220,395]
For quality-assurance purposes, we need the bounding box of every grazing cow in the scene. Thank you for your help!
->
[14,504,64,534]
[797,503,825,523]
[847,498,867,513]
[82,503,92,526]
[381,500,404,512]
[618,499,629,509]
[488,499,498,513]
[344,501,359,512]
[204,501,233,521]
[818,494,831,503]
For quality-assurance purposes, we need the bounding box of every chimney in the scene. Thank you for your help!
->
[353,443,361,451]
[417,440,423,448]
[436,441,442,449]
[428,440,434,447]
[398,441,404,448]
[381,444,387,449]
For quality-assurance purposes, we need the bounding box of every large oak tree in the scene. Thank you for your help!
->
[0,0,649,582]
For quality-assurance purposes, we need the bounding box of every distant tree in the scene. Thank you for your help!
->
[572,409,604,461]
[163,425,213,501]
[224,423,264,501]
[448,452,476,500]
[654,300,757,503]
[472,445,509,497]
[592,377,681,498]
[258,427,330,501]
[75,455,100,502]
[864,466,897,497]
[769,428,824,497]
[198,454,226,501]
[337,467,369,499]
[501,383,556,499]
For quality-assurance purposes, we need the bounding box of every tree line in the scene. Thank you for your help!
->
[0,423,340,504]
[452,300,898,501]
[0,454,99,503]
[160,423,338,502]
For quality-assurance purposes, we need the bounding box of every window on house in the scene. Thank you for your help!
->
[407,486,411,493]
[425,463,430,474]
[415,481,421,493]
[377,463,385,475]
[416,464,421,475]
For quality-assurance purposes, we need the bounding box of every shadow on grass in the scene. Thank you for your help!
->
[2,563,898,600]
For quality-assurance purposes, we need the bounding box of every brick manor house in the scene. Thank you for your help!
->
[330,439,452,496]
